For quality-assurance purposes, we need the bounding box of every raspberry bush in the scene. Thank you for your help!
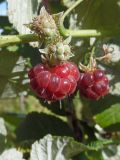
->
[0,0,120,160]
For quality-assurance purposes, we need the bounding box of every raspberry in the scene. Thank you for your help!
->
[28,62,80,101]
[78,69,109,100]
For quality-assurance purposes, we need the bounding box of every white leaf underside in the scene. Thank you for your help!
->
[7,0,42,34]
[30,135,68,160]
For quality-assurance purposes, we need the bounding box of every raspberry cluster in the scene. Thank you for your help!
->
[28,62,80,101]
[78,69,109,100]
[28,7,109,102]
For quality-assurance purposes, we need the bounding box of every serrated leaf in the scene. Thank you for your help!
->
[0,49,18,98]
[67,0,120,30]
[86,150,104,160]
[30,135,87,160]
[1,112,25,128]
[102,144,120,160]
[0,50,19,76]
[30,135,68,160]
[30,134,112,160]
[94,103,120,128]
[83,0,120,29]
[0,49,28,98]
[0,148,24,160]
[7,0,42,34]
[87,140,112,151]
[16,112,73,142]
[0,39,42,98]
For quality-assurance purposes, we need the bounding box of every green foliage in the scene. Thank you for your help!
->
[0,50,18,96]
[94,103,120,128]
[0,0,120,159]
[30,134,112,160]
[16,112,73,142]
[64,0,120,29]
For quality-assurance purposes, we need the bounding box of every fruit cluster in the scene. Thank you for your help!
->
[28,62,80,101]
[28,63,109,101]
[28,7,109,102]
[78,69,109,100]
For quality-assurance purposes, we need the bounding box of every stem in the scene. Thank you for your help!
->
[0,34,39,48]
[1,0,120,48]
[59,0,84,36]
[59,0,120,37]
[66,97,83,141]
[60,29,120,37]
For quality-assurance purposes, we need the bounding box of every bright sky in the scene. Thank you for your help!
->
[0,1,7,15]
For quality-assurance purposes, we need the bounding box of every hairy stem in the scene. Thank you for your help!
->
[65,97,83,141]
[0,34,39,48]
[59,28,120,37]
[59,0,84,36]
[59,0,120,37]
[1,0,120,48]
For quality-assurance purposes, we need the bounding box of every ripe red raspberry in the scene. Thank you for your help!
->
[28,62,80,101]
[78,69,109,100]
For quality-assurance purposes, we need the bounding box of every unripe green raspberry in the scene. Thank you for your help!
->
[39,37,73,65]
[55,42,72,61]
[64,45,71,54]
[43,28,56,37]
[56,43,65,55]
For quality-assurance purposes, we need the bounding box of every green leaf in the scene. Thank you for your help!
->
[16,112,73,142]
[67,0,120,30]
[0,44,40,98]
[94,103,120,128]
[0,113,25,128]
[0,49,18,98]
[86,150,104,160]
[0,50,18,76]
[30,134,112,160]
